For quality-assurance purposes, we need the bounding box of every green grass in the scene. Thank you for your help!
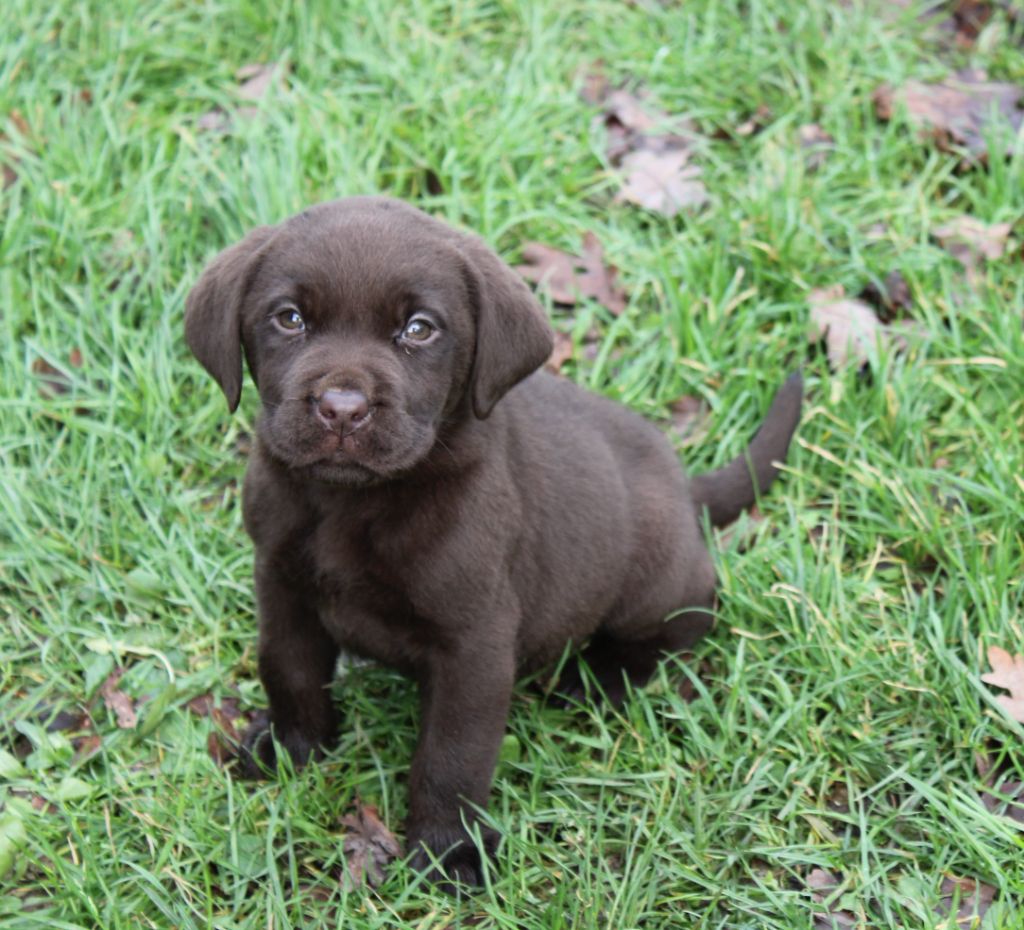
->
[2,0,1023,926]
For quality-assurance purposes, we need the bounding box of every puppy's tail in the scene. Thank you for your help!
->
[691,372,803,528]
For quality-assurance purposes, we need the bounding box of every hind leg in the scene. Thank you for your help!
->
[554,588,716,707]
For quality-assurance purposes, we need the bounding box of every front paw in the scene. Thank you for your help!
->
[236,713,325,779]
[407,822,499,891]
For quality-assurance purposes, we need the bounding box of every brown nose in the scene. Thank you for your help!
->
[315,389,370,434]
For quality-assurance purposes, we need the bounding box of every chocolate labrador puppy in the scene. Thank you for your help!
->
[185,196,802,887]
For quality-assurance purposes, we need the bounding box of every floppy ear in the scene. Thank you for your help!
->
[460,238,553,419]
[184,225,275,412]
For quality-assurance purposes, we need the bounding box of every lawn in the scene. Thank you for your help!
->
[1,0,1023,927]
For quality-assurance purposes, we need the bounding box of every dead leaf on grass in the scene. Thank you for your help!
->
[614,148,709,217]
[935,875,997,923]
[859,270,913,320]
[808,285,907,369]
[806,868,858,928]
[932,215,1013,283]
[715,506,767,552]
[929,0,1003,48]
[196,62,283,133]
[798,123,835,171]
[2,110,32,190]
[32,351,94,418]
[599,88,699,164]
[235,63,282,102]
[733,103,773,138]
[340,801,402,889]
[980,778,1024,824]
[546,331,574,374]
[188,693,248,765]
[666,394,709,443]
[100,670,137,730]
[981,646,1024,722]
[515,232,628,315]
[873,71,1024,161]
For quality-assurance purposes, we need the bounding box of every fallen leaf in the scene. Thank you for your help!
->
[340,801,402,888]
[1,110,31,190]
[935,875,997,923]
[546,331,574,374]
[614,148,709,217]
[859,270,913,320]
[31,358,73,400]
[665,394,710,443]
[577,63,610,105]
[981,646,1024,722]
[734,103,773,138]
[715,506,767,551]
[980,778,1024,824]
[591,84,699,165]
[806,868,858,928]
[932,215,1013,283]
[515,233,628,315]
[874,71,1024,161]
[235,63,281,102]
[798,123,835,171]
[932,0,997,47]
[808,285,896,369]
[188,694,248,765]
[100,670,137,730]
[195,63,281,133]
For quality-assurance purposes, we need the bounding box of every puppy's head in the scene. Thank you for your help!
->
[185,197,552,486]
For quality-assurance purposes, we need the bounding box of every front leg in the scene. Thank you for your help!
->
[240,554,340,777]
[406,636,514,889]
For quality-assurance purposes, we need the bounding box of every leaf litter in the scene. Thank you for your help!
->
[932,215,1014,285]
[807,285,923,369]
[197,62,285,133]
[515,232,628,315]
[874,69,1024,162]
[582,69,708,216]
[981,646,1024,722]
[340,800,402,888]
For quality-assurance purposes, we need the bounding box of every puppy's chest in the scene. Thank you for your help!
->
[307,510,439,669]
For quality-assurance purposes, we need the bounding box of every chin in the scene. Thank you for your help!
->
[305,460,384,487]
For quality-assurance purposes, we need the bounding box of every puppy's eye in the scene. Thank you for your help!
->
[402,318,435,342]
[274,307,306,333]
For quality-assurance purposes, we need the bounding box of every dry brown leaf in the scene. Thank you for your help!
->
[100,670,137,730]
[515,233,628,315]
[590,83,699,165]
[734,103,773,138]
[32,357,74,400]
[341,801,402,888]
[932,215,1013,282]
[545,331,574,374]
[808,286,891,369]
[798,123,835,171]
[578,64,609,106]
[236,63,281,102]
[980,778,1024,824]
[614,148,709,217]
[874,71,1024,160]
[188,694,249,765]
[196,63,280,133]
[859,270,913,320]
[935,875,997,923]
[981,646,1024,722]
[666,394,709,442]
[930,0,999,47]
[715,506,766,551]
[807,868,858,928]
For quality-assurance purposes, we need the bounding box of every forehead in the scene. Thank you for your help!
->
[253,207,466,312]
